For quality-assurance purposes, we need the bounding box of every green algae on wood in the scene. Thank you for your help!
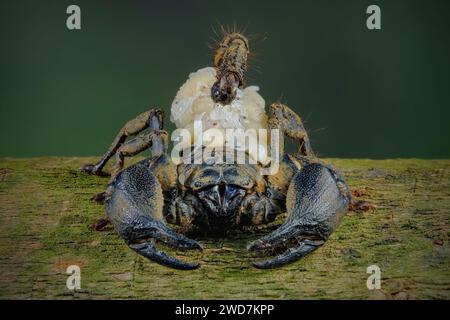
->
[0,157,449,299]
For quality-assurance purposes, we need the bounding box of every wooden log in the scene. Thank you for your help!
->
[0,157,448,299]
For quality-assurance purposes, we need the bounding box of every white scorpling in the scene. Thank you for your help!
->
[171,67,271,164]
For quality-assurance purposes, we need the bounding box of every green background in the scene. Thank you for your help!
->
[1,0,449,158]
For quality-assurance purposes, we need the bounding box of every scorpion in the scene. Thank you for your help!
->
[81,30,351,269]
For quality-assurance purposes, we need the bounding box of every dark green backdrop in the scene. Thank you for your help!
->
[1,0,449,158]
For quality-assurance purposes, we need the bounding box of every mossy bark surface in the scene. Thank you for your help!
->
[0,157,448,299]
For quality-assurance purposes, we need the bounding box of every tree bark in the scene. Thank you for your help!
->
[0,157,448,299]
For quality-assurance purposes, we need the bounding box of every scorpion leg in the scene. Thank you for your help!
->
[109,129,168,179]
[89,113,168,205]
[81,109,165,176]
[248,161,350,269]
[268,103,313,157]
[105,157,202,270]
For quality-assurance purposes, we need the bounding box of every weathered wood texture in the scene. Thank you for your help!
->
[0,158,448,299]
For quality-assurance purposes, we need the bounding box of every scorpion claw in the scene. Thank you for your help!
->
[129,224,202,269]
[152,224,203,251]
[129,242,200,270]
[252,239,323,269]
[247,225,294,252]
[106,158,201,270]
[248,162,349,268]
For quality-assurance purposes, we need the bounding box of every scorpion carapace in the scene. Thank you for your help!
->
[81,30,350,270]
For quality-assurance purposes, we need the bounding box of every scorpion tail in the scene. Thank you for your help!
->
[214,31,249,84]
[211,31,249,105]
[105,158,202,270]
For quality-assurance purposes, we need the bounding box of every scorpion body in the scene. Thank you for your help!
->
[82,30,350,269]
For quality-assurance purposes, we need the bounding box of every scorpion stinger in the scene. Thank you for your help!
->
[211,31,249,105]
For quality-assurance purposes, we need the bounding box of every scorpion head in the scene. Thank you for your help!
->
[197,182,247,226]
[212,32,249,105]
[187,165,256,229]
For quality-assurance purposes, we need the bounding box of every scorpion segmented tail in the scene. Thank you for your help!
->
[211,32,250,105]
[214,32,249,86]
